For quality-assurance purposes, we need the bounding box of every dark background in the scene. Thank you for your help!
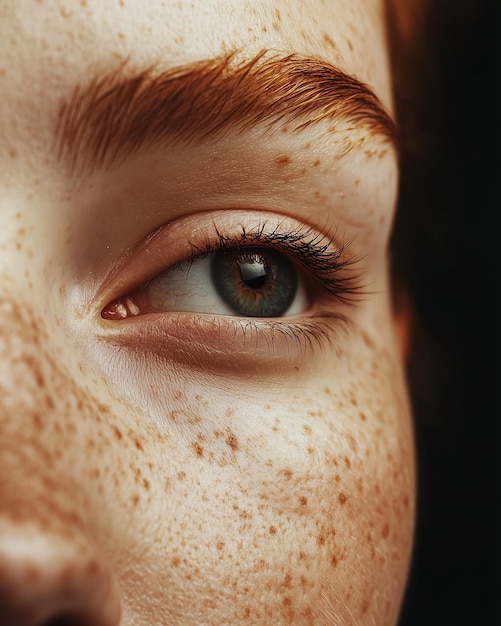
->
[394,1,500,624]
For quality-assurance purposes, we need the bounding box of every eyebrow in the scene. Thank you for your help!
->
[56,50,396,175]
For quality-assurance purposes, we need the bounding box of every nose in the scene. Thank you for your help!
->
[0,519,121,626]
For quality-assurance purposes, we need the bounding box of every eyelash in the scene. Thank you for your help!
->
[101,218,364,356]
[176,222,362,301]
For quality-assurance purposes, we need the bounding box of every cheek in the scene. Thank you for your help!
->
[0,297,142,550]
[106,344,414,624]
[1,296,414,625]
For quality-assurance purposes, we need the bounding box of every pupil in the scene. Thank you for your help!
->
[237,255,267,289]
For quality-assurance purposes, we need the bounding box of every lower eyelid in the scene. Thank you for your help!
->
[98,308,354,369]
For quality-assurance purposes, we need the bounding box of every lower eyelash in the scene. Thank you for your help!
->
[100,214,363,361]
[195,311,354,357]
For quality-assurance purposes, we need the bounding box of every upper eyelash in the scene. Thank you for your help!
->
[100,218,363,356]
[176,221,364,303]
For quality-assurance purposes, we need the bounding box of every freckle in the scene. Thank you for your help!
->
[279,468,293,480]
[359,411,367,421]
[226,433,239,451]
[382,523,390,539]
[317,535,325,546]
[355,178,360,185]
[360,597,370,616]
[344,456,351,469]
[142,478,150,491]
[112,426,122,440]
[8,148,16,158]
[134,439,143,451]
[171,557,180,568]
[275,155,291,166]
[262,25,267,32]
[313,159,321,167]
[299,496,308,506]
[34,369,45,388]
[338,493,347,505]
[322,32,336,49]
[330,554,339,567]
[177,471,186,481]
[193,442,204,457]
[269,525,277,535]
[173,390,184,400]
[272,21,279,31]
[131,494,139,507]
[216,541,225,551]
[32,412,42,430]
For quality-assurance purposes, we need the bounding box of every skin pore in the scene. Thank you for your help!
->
[0,1,415,625]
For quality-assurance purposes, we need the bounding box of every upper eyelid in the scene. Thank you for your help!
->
[95,209,362,313]
[176,226,363,302]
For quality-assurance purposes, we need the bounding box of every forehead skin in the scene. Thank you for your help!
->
[0,1,414,626]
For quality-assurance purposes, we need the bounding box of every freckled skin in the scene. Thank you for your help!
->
[0,1,414,626]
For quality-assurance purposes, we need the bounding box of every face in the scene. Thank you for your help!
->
[0,1,415,625]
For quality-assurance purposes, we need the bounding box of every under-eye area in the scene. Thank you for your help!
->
[98,210,365,359]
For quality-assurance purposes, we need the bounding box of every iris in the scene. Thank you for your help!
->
[210,247,298,317]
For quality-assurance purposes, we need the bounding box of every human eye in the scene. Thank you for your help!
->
[108,244,307,319]
[98,210,363,360]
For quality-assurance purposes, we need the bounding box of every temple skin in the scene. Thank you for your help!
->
[0,1,415,625]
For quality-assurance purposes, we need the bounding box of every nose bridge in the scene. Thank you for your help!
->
[0,297,121,626]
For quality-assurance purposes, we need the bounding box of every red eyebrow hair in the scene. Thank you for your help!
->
[56,50,396,175]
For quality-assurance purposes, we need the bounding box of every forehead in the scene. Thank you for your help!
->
[0,0,392,131]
